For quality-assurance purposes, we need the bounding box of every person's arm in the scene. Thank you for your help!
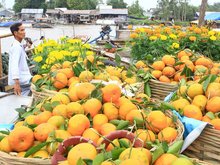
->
[14,79,21,95]
[10,46,21,95]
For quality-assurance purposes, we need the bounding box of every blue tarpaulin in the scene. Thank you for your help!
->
[205,13,220,21]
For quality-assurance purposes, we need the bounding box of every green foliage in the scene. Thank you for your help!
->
[13,0,46,13]
[47,0,68,8]
[128,0,144,17]
[106,0,127,8]
[67,0,98,10]
[206,3,220,12]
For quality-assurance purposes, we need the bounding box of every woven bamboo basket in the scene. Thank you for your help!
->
[0,151,51,165]
[183,125,220,165]
[31,83,58,102]
[149,79,178,100]
[192,158,213,165]
[166,110,184,145]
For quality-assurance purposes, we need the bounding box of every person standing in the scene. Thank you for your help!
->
[8,23,32,96]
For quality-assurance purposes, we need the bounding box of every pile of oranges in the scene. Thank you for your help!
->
[0,81,182,164]
[151,50,220,84]
[170,79,220,130]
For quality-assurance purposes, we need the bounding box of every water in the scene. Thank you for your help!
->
[0,24,117,53]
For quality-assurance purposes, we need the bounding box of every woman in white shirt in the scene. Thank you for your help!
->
[8,23,32,96]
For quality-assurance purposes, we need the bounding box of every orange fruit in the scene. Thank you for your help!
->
[32,150,49,158]
[47,116,65,129]
[205,83,220,99]
[195,57,213,69]
[206,96,220,113]
[211,119,220,130]
[52,104,67,117]
[183,105,203,120]
[93,114,109,133]
[187,83,204,99]
[152,61,165,71]
[53,72,68,89]
[177,51,188,59]
[162,67,176,77]
[126,110,144,124]
[34,123,56,142]
[68,76,80,87]
[179,60,195,72]
[103,102,119,120]
[102,84,121,103]
[34,111,52,125]
[66,102,84,118]
[152,70,162,79]
[135,61,147,69]
[83,98,102,117]
[0,137,12,153]
[67,114,90,136]
[68,86,79,102]
[192,95,207,111]
[8,126,34,152]
[79,70,94,82]
[146,111,168,133]
[154,153,178,165]
[202,116,211,123]
[158,127,178,143]
[119,102,138,120]
[51,93,70,104]
[67,143,97,165]
[62,61,72,68]
[135,129,156,143]
[120,159,143,164]
[174,72,186,82]
[162,55,175,66]
[159,75,170,83]
[82,128,100,144]
[59,68,74,79]
[32,74,42,84]
[100,123,116,136]
[76,83,96,99]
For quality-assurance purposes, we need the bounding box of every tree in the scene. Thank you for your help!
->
[67,0,98,9]
[206,3,220,12]
[0,3,2,8]
[198,0,208,27]
[47,0,68,8]
[13,0,31,13]
[128,0,144,17]
[107,0,127,8]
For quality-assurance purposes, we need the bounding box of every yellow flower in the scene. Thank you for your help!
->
[33,56,43,62]
[67,39,82,44]
[86,51,94,56]
[46,57,56,64]
[41,64,48,69]
[172,43,179,49]
[139,28,145,33]
[210,35,217,41]
[208,31,215,36]
[169,34,177,40]
[55,52,64,60]
[160,35,167,41]
[82,43,91,49]
[71,51,80,57]
[189,36,197,42]
[149,36,157,40]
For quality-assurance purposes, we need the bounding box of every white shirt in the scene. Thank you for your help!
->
[8,39,32,86]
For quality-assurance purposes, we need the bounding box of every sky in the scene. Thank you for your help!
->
[2,0,220,10]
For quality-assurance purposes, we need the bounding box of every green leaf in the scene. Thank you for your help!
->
[77,158,85,165]
[205,112,215,120]
[21,111,33,119]
[83,159,93,165]
[116,120,129,130]
[126,70,133,78]
[104,43,113,49]
[115,54,121,66]
[0,135,6,141]
[92,153,105,165]
[152,145,165,163]
[144,82,151,97]
[90,89,102,101]
[24,141,50,157]
[42,102,53,112]
[51,101,60,108]
[111,147,125,160]
[202,75,217,92]
[174,61,184,66]
[0,130,10,135]
[161,141,169,152]
[86,60,92,70]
